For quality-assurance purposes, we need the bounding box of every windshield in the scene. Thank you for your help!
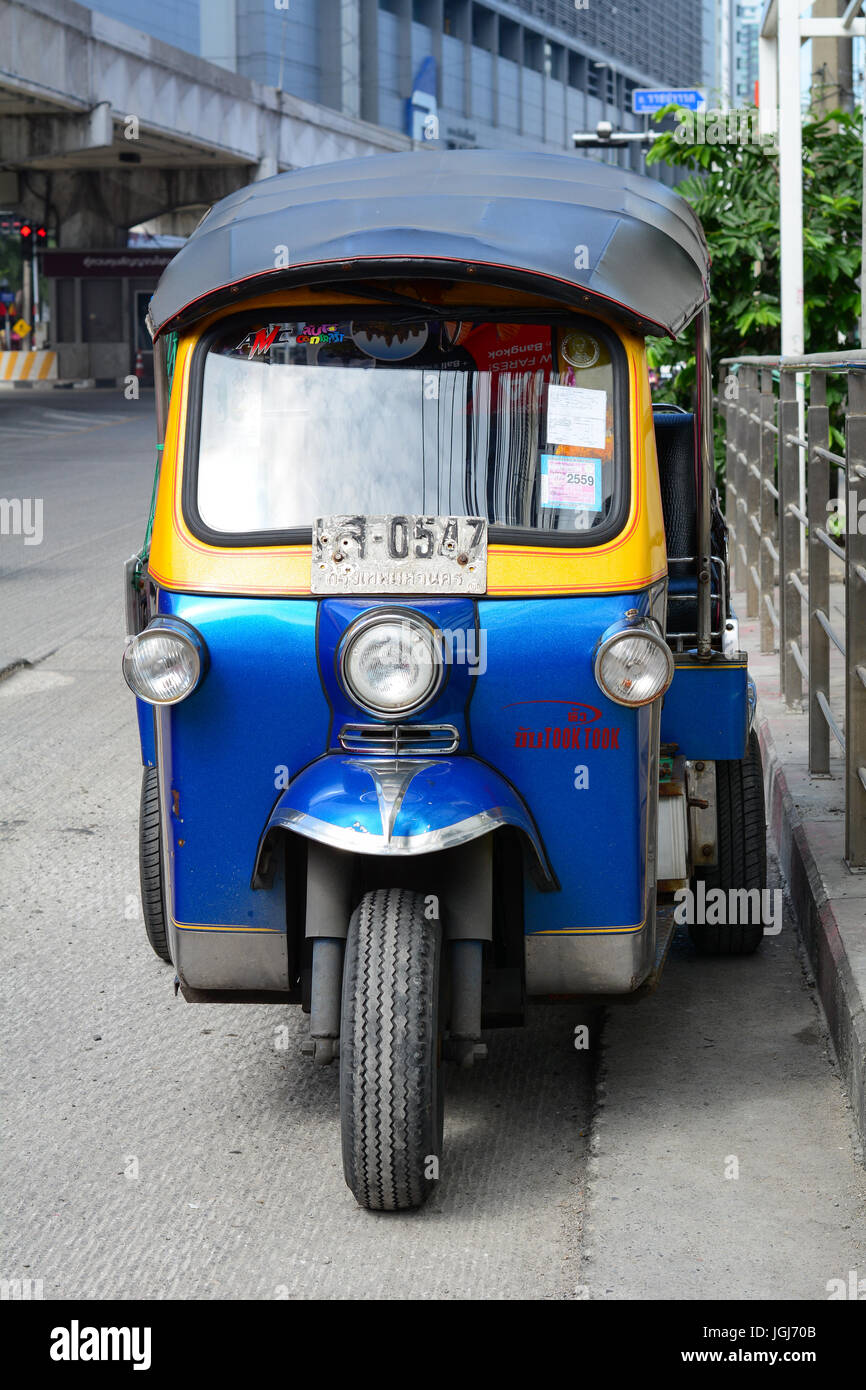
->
[191,315,626,543]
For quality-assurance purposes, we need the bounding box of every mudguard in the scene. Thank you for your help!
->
[254,755,553,885]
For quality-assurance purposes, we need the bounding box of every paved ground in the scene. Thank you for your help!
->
[2,390,864,1300]
[736,574,866,1154]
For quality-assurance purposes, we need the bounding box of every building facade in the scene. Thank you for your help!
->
[82,0,714,179]
[731,0,761,108]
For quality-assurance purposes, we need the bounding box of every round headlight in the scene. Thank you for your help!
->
[594,625,674,707]
[340,612,442,717]
[122,625,204,705]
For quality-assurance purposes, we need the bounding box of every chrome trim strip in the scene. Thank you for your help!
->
[344,757,437,843]
[272,805,540,861]
[747,675,758,732]
[338,722,460,755]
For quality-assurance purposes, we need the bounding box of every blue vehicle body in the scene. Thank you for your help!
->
[137,584,751,991]
[139,583,750,999]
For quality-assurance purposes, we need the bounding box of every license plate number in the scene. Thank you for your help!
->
[311,515,488,595]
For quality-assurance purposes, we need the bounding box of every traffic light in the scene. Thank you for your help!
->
[18,223,46,254]
[0,218,45,242]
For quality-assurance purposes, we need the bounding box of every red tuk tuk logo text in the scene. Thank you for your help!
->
[514,725,620,750]
[503,700,620,751]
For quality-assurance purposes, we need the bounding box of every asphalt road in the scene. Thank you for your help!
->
[1,388,864,1300]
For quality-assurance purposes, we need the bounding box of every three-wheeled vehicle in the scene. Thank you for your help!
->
[124,150,766,1211]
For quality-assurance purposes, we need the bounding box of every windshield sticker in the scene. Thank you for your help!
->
[240,325,280,357]
[351,323,429,360]
[445,323,553,375]
[546,384,607,448]
[235,323,348,356]
[297,324,346,345]
[540,455,602,512]
[561,331,601,370]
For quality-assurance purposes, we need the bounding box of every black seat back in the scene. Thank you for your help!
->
[653,410,698,561]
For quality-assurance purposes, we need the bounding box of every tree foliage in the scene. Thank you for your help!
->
[645,105,863,440]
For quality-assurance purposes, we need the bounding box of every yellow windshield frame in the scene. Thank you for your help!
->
[148,289,665,598]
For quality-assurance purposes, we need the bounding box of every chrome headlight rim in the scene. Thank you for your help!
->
[593,619,674,708]
[337,607,445,719]
[122,617,207,706]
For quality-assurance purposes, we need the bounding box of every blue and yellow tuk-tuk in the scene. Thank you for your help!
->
[123,151,765,1210]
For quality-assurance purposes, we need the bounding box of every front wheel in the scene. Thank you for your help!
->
[340,888,444,1211]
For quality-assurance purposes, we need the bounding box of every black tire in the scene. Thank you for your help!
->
[689,729,767,956]
[139,766,172,963]
[340,888,444,1211]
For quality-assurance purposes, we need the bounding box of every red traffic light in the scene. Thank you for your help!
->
[36,226,47,240]
[19,223,32,239]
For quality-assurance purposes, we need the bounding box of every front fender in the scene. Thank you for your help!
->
[254,755,554,886]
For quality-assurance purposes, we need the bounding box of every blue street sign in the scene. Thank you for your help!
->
[0,291,15,305]
[632,88,705,113]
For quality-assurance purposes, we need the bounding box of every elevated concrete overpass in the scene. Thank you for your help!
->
[0,0,411,247]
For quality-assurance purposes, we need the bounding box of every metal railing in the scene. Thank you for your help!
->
[719,351,866,869]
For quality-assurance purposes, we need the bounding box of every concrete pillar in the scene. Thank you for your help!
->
[360,0,380,125]
[397,0,413,108]
[341,0,362,119]
[430,0,445,112]
[321,0,362,118]
[51,168,251,249]
[53,171,127,249]
[490,10,499,130]
[200,0,238,73]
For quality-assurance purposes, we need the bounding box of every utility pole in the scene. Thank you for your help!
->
[759,0,866,349]
[777,0,804,359]
[759,0,866,566]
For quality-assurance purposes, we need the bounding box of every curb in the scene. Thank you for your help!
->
[758,714,866,1153]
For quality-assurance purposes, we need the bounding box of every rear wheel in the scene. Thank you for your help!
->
[139,766,172,963]
[340,888,444,1211]
[689,729,767,956]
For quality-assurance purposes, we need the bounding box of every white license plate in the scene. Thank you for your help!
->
[311,515,488,595]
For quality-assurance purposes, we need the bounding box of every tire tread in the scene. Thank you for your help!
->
[139,766,171,963]
[690,730,767,956]
[341,888,441,1211]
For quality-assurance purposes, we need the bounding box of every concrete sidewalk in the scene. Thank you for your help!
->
[737,591,866,1155]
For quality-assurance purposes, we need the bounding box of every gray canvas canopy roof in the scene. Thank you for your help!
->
[148,149,710,341]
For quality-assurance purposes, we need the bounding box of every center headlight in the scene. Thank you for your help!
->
[339,611,443,717]
[594,621,674,707]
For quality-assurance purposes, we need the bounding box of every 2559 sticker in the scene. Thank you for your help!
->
[540,454,602,512]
